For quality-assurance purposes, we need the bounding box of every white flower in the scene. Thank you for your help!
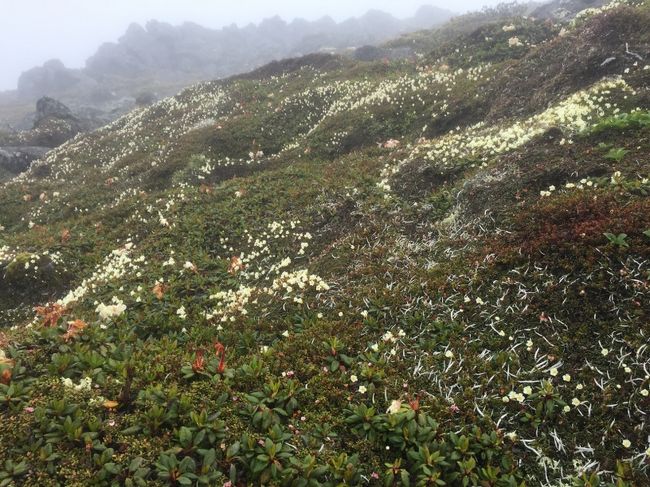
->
[601,348,609,356]
[75,377,92,391]
[508,36,523,48]
[387,400,402,414]
[523,386,533,395]
[350,375,358,383]
[444,350,454,359]
[358,386,367,394]
[562,374,571,382]
[550,367,559,377]
[96,298,126,320]
[572,398,581,406]
[622,439,631,448]
[563,405,570,413]
[640,389,649,397]
[176,306,187,320]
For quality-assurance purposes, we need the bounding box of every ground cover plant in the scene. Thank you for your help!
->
[0,1,649,485]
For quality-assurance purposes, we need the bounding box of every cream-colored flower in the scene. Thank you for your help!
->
[387,400,402,414]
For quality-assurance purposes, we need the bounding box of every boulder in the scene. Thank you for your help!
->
[0,146,49,174]
[35,96,75,124]
[30,97,82,146]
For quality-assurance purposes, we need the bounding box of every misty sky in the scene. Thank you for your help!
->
[0,0,501,91]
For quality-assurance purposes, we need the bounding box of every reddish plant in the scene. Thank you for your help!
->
[228,256,244,275]
[35,303,67,327]
[62,319,88,342]
[1,368,11,385]
[408,395,420,412]
[192,350,206,373]
[214,342,226,374]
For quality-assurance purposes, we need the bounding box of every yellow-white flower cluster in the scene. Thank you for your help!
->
[57,243,143,307]
[378,76,632,192]
[96,297,127,320]
[206,220,328,323]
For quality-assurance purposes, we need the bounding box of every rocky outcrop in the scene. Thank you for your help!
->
[29,97,83,146]
[2,7,455,131]
[0,146,49,174]
[17,60,88,98]
[30,8,456,95]
[0,97,81,178]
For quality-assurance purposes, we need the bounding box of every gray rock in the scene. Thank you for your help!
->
[17,59,81,98]
[0,146,49,174]
[35,96,75,124]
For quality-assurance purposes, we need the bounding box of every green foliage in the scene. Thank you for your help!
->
[1,3,650,485]
[604,147,629,162]
[589,110,650,135]
[0,459,29,487]
[603,232,629,248]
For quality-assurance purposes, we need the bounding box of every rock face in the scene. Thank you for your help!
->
[0,97,82,178]
[17,60,85,98]
[0,146,49,174]
[35,96,75,123]
[2,7,456,131]
[30,97,83,146]
[25,8,456,97]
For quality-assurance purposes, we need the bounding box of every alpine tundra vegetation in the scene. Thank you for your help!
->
[1,1,650,486]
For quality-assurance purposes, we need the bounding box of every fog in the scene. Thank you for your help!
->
[0,0,502,91]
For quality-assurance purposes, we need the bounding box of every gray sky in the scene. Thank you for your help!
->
[0,0,499,91]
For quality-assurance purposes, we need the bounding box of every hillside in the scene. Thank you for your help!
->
[0,6,453,132]
[1,1,650,485]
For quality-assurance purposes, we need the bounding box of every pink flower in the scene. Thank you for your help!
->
[24,407,35,413]
[371,472,380,479]
[450,404,460,414]
[223,482,233,487]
